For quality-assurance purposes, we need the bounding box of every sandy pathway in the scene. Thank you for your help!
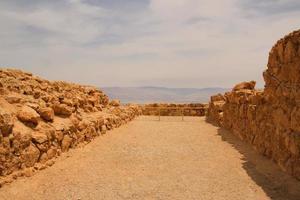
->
[0,116,299,200]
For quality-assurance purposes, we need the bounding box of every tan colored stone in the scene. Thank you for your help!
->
[232,81,256,91]
[109,99,121,107]
[46,160,55,167]
[54,131,64,142]
[52,103,73,116]
[12,126,32,152]
[21,143,40,167]
[47,147,57,159]
[38,107,54,122]
[211,94,225,102]
[5,95,21,104]
[61,135,72,152]
[17,106,40,126]
[23,168,34,177]
[101,125,107,134]
[0,109,14,137]
[32,132,48,144]
[39,153,48,164]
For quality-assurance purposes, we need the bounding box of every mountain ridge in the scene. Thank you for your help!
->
[102,86,229,104]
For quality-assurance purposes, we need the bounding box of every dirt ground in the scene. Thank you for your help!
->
[0,116,299,200]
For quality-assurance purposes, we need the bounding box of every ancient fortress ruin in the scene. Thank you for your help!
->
[0,30,300,186]
[207,30,300,180]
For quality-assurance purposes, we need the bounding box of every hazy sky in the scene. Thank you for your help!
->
[1,0,300,88]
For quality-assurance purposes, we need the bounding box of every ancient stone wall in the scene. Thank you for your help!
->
[0,69,140,185]
[140,103,207,117]
[206,94,225,126]
[206,30,300,180]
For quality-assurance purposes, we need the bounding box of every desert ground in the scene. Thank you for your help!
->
[0,116,299,200]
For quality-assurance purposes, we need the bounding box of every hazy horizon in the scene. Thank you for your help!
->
[101,86,229,89]
[102,86,229,103]
[1,0,300,88]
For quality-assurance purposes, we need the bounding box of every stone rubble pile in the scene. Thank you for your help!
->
[0,69,140,186]
[206,30,300,180]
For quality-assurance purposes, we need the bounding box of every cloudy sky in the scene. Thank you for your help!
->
[0,0,299,88]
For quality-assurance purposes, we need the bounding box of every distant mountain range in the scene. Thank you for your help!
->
[101,86,229,104]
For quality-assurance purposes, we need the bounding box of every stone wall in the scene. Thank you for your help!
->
[140,103,208,116]
[206,30,300,180]
[206,94,225,126]
[0,69,140,185]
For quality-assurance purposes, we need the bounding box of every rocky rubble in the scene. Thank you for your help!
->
[0,69,140,186]
[206,30,300,180]
[140,103,208,116]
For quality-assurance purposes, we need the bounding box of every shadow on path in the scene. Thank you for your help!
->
[217,127,300,200]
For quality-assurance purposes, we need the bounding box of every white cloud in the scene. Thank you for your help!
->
[149,0,236,21]
[0,0,299,88]
[1,0,108,45]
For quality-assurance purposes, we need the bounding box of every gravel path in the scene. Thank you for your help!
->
[0,116,299,200]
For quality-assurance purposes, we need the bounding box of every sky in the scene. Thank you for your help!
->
[0,0,300,88]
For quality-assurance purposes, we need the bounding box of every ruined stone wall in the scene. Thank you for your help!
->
[206,30,300,180]
[206,94,225,126]
[0,69,140,185]
[140,103,208,116]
